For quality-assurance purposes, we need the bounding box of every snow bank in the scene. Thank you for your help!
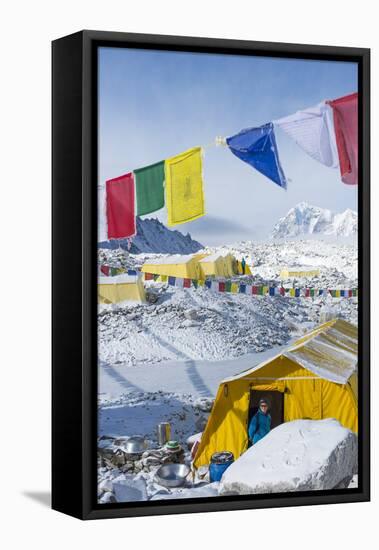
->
[219,419,357,495]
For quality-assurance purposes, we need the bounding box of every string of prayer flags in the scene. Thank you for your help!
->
[139,269,358,299]
[226,123,287,189]
[165,147,205,226]
[274,102,339,168]
[134,160,165,216]
[327,93,358,185]
[106,172,136,239]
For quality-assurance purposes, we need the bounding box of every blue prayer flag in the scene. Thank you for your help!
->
[168,276,176,286]
[295,288,300,297]
[226,122,287,189]
[269,287,275,296]
[239,284,246,294]
[205,280,212,289]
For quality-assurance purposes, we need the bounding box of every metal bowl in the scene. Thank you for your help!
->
[124,436,147,454]
[155,463,191,488]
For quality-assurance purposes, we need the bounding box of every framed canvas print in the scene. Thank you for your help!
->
[52,30,370,520]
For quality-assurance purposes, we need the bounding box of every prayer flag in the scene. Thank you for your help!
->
[168,276,176,286]
[231,283,239,293]
[192,279,198,289]
[175,278,184,288]
[205,280,212,289]
[165,147,205,226]
[106,173,136,239]
[100,265,110,276]
[269,287,275,296]
[226,123,287,189]
[328,93,358,185]
[219,281,226,292]
[134,160,165,216]
[183,278,191,288]
[289,288,295,297]
[144,272,154,281]
[295,288,300,297]
[225,281,232,292]
[274,102,339,167]
[239,284,246,294]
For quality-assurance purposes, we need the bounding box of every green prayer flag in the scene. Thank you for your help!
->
[135,161,165,216]
[258,286,263,295]
[225,280,232,292]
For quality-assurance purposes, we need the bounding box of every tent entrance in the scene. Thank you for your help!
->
[248,390,284,432]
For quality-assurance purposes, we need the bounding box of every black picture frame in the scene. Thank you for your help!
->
[52,30,370,520]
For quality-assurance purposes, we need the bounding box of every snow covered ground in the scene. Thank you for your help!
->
[97,237,358,502]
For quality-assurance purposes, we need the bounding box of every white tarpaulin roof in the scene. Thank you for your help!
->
[223,319,357,385]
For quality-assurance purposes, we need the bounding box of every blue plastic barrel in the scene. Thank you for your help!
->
[209,451,234,482]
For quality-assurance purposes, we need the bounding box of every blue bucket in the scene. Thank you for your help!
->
[209,451,234,482]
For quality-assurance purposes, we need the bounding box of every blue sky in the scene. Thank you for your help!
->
[98,47,358,245]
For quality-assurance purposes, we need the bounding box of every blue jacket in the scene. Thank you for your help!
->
[248,410,271,444]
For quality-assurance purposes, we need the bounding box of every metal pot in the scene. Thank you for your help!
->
[155,463,191,488]
[124,436,147,454]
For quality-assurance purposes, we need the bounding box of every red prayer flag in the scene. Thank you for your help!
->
[183,278,191,288]
[328,93,358,185]
[252,285,258,295]
[279,287,285,296]
[100,265,110,276]
[144,273,154,281]
[305,288,310,297]
[219,281,226,292]
[106,173,136,239]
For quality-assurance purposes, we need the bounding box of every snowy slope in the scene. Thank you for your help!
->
[99,217,203,254]
[272,202,357,239]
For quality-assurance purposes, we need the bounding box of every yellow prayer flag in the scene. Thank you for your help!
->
[231,283,239,293]
[289,288,295,297]
[263,286,269,295]
[165,147,205,226]
[335,289,341,298]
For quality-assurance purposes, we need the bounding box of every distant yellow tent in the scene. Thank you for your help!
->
[194,319,358,469]
[280,266,320,278]
[141,254,203,280]
[98,273,146,304]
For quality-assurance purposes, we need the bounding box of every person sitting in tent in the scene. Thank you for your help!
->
[248,398,271,445]
[241,257,246,275]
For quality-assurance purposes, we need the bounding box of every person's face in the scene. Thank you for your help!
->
[260,403,268,413]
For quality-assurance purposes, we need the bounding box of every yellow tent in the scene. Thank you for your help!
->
[193,319,358,468]
[98,273,146,304]
[141,254,203,280]
[198,253,228,278]
[237,259,252,275]
[280,266,320,278]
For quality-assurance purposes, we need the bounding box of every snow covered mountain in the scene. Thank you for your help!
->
[99,217,203,254]
[271,203,357,239]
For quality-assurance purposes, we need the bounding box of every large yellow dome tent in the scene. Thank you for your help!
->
[141,254,205,280]
[193,319,358,469]
[98,273,146,304]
